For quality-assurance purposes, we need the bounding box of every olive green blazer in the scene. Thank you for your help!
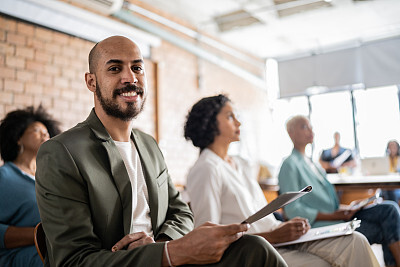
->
[36,110,193,267]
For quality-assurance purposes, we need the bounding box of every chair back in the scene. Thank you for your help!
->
[34,222,47,263]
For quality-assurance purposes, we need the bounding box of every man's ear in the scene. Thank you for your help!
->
[85,72,96,93]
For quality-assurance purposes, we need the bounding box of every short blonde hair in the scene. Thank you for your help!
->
[286,115,308,134]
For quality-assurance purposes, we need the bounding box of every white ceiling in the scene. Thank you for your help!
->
[138,0,400,59]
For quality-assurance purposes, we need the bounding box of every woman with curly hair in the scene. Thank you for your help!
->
[0,105,60,267]
[184,95,378,267]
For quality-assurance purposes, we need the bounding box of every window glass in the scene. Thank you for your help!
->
[309,91,355,162]
[353,85,400,158]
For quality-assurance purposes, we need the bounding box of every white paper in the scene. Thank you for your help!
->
[273,220,361,247]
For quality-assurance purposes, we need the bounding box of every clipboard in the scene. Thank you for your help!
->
[242,185,312,224]
[273,219,361,247]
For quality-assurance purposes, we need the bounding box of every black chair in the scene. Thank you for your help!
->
[34,222,47,263]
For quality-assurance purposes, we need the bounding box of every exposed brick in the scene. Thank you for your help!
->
[36,73,53,86]
[0,18,16,32]
[7,33,26,46]
[4,79,24,93]
[78,50,90,63]
[14,93,33,105]
[78,91,93,102]
[25,82,43,95]
[69,37,92,49]
[53,98,69,109]
[62,68,77,80]
[0,67,15,79]
[6,104,24,114]
[33,95,52,107]
[43,85,60,97]
[0,29,5,41]
[35,27,53,41]
[26,60,45,73]
[44,65,60,76]
[16,47,34,59]
[44,43,60,54]
[71,101,89,112]
[0,43,15,55]
[35,50,53,63]
[0,91,13,104]
[26,37,45,50]
[54,77,70,89]
[71,80,86,91]
[53,55,69,66]
[61,89,76,100]
[5,55,25,69]
[53,32,70,45]
[17,22,35,37]
[0,104,5,119]
[16,70,35,82]
[62,46,77,58]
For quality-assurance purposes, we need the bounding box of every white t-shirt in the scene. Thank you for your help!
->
[114,139,153,237]
[186,148,281,234]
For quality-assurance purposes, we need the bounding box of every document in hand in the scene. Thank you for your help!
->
[241,185,312,225]
[348,188,382,210]
[273,219,361,247]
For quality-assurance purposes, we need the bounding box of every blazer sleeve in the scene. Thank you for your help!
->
[36,139,165,267]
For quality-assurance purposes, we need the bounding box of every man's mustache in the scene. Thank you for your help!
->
[113,85,144,98]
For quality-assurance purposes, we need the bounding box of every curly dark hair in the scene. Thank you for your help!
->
[184,94,230,150]
[0,105,61,162]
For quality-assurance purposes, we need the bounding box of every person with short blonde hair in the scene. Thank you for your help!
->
[279,115,400,266]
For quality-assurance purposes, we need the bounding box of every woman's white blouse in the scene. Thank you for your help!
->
[186,148,281,234]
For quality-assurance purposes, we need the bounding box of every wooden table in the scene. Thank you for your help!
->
[259,174,400,204]
[327,173,400,190]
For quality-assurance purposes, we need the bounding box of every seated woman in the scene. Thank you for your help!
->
[278,115,400,267]
[382,140,400,204]
[319,131,356,173]
[387,140,400,173]
[184,95,378,267]
[0,105,60,266]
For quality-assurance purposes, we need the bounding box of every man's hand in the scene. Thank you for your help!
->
[263,217,310,243]
[165,222,249,266]
[111,232,155,252]
[333,208,358,221]
[317,208,358,221]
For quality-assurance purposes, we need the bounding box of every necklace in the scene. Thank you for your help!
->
[14,162,35,176]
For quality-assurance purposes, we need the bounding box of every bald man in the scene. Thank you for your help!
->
[35,36,286,267]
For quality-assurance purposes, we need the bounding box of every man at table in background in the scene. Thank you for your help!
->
[278,115,400,267]
[35,35,286,267]
[319,131,356,173]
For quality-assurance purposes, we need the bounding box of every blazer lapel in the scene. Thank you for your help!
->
[86,110,133,235]
[131,131,159,233]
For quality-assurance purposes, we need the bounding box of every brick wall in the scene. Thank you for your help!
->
[0,10,271,185]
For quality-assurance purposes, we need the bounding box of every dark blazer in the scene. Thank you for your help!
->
[36,110,193,267]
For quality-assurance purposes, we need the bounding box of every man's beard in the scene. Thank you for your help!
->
[95,84,146,121]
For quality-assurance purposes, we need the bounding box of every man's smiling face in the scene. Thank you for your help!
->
[89,36,148,121]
